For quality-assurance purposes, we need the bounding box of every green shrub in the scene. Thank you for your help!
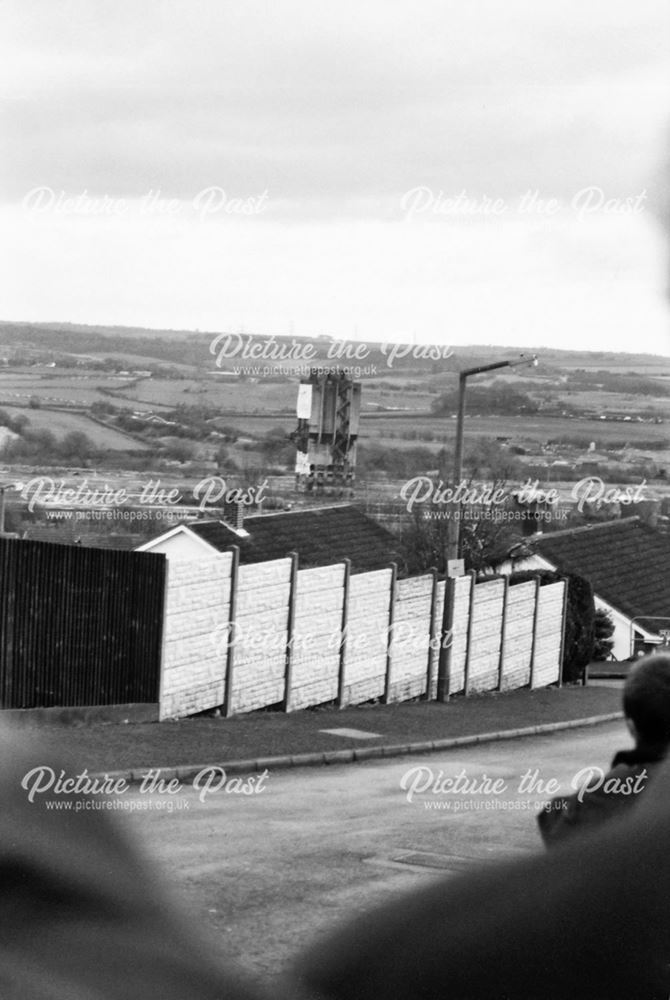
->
[593,608,615,661]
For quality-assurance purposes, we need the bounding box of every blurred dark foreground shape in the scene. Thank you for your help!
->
[0,725,278,1000]
[4,720,670,1000]
[294,772,670,1000]
[538,653,670,847]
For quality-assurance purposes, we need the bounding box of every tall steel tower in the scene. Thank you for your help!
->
[291,370,361,494]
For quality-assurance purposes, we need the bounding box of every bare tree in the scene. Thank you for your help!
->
[398,499,523,576]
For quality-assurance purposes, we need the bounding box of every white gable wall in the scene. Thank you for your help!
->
[496,554,552,576]
[593,596,636,661]
[137,527,216,561]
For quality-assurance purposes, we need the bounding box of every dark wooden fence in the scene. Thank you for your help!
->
[0,538,165,709]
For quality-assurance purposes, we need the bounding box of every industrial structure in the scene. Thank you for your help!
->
[291,370,361,494]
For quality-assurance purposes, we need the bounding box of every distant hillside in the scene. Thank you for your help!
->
[0,321,668,372]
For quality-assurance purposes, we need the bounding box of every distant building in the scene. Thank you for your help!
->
[136,503,403,573]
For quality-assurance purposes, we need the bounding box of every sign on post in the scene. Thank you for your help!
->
[447,559,465,578]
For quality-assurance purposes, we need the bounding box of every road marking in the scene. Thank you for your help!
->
[319,727,382,739]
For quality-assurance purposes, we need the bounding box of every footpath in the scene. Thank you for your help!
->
[24,684,625,782]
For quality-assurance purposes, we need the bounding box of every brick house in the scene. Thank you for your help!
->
[136,503,403,574]
[495,517,670,660]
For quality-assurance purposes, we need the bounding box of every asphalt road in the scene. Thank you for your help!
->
[123,720,629,985]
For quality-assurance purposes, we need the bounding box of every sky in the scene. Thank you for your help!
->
[1,0,669,355]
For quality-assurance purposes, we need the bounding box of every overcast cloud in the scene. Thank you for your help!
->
[1,0,669,352]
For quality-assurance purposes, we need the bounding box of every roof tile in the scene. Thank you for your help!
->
[187,504,401,573]
[531,517,670,630]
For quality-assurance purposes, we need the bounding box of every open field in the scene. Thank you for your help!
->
[81,351,196,373]
[0,372,142,408]
[0,328,667,475]
[360,411,668,443]
[208,410,668,448]
[110,375,436,414]
[0,320,207,343]
[111,377,298,412]
[559,388,670,415]
[0,406,150,451]
[557,363,670,375]
[202,412,670,449]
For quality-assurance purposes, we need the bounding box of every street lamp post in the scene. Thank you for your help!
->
[438,352,538,702]
[445,354,538,563]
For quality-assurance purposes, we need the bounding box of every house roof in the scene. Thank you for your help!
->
[183,504,402,573]
[522,517,670,634]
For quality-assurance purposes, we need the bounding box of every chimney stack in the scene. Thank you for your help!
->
[223,500,244,532]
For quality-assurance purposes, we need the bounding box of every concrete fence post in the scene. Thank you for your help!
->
[337,559,351,708]
[282,552,299,712]
[558,577,569,688]
[383,562,398,704]
[426,567,439,700]
[437,575,456,702]
[529,576,542,689]
[463,570,477,697]
[223,545,240,718]
[497,575,509,692]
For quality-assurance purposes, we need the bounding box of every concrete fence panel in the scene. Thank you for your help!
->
[229,558,292,715]
[467,578,506,694]
[531,581,565,688]
[158,553,567,719]
[448,574,472,695]
[500,581,536,691]
[290,563,346,711]
[341,568,393,706]
[8,535,569,718]
[160,553,233,720]
[387,574,435,703]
